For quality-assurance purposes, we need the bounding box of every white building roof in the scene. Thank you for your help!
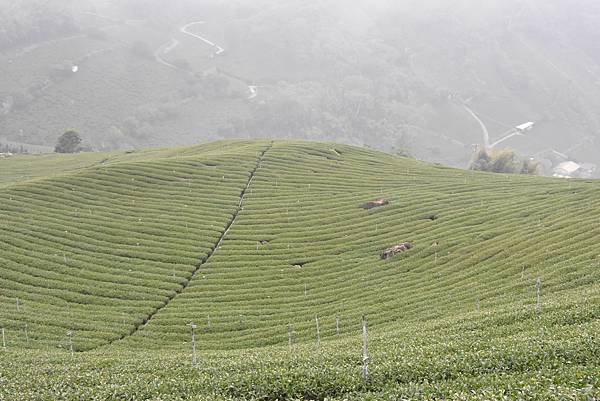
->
[555,161,581,174]
[516,122,535,131]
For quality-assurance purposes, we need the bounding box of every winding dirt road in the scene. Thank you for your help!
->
[154,38,180,70]
[180,22,224,56]
[490,129,522,148]
[177,21,257,99]
[463,105,490,148]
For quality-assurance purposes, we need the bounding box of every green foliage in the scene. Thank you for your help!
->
[469,148,540,175]
[0,0,77,50]
[0,151,112,187]
[0,143,27,154]
[0,140,598,399]
[54,130,82,153]
[0,308,598,400]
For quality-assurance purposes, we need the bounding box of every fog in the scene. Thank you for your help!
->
[1,0,600,176]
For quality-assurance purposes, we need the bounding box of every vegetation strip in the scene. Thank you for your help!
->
[0,141,598,399]
[91,143,273,349]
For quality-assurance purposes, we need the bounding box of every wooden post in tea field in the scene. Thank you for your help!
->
[67,331,73,356]
[207,315,212,330]
[288,324,293,353]
[336,316,340,336]
[315,316,321,350]
[536,278,542,312]
[2,328,6,351]
[190,322,197,367]
[361,316,369,381]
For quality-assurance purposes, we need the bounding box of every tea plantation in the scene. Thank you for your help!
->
[0,140,598,400]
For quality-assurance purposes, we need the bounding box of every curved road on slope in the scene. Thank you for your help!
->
[154,38,180,70]
[463,105,490,148]
[490,129,522,148]
[155,21,257,100]
[180,21,225,56]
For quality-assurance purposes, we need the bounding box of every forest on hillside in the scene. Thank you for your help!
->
[2,0,600,174]
[0,0,78,50]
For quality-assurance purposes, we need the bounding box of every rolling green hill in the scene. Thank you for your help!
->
[0,140,598,400]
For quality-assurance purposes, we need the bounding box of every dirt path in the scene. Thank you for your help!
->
[178,21,258,100]
[490,129,520,148]
[463,105,490,148]
[180,21,225,56]
[154,38,180,70]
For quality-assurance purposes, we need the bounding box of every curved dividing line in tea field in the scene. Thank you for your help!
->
[94,143,273,349]
[5,140,600,354]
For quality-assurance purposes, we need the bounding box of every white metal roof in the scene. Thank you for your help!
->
[516,122,535,131]
[555,161,581,174]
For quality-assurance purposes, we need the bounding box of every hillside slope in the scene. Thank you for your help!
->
[1,140,599,349]
[0,140,598,400]
[0,141,270,349]
[4,0,600,172]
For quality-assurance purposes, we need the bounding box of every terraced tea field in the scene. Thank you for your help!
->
[0,140,598,400]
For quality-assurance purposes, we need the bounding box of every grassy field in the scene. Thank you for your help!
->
[0,151,115,188]
[0,140,598,400]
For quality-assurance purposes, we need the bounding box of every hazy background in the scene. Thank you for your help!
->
[2,0,600,174]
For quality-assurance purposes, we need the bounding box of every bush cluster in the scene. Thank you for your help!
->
[469,148,540,175]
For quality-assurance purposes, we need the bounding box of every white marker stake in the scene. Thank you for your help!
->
[536,278,542,312]
[24,324,28,344]
[190,322,197,367]
[288,324,293,353]
[362,316,369,381]
[16,298,20,312]
[315,316,320,350]
[2,328,6,351]
[67,331,73,356]
[336,316,340,336]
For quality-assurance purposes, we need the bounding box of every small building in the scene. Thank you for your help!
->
[553,161,597,178]
[553,161,581,178]
[516,122,535,132]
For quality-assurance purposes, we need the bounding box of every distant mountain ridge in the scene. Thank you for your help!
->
[2,0,600,174]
